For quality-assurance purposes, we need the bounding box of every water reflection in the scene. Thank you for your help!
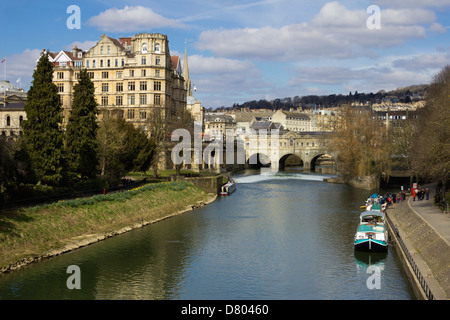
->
[0,170,414,300]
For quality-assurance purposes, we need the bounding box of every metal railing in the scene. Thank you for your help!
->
[385,212,435,300]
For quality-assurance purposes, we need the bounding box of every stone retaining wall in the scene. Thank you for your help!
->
[386,202,450,300]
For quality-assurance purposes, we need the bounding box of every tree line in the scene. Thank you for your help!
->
[328,66,449,186]
[223,85,428,111]
[0,51,192,202]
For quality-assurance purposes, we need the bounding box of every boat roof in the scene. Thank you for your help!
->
[360,210,385,218]
[357,224,385,233]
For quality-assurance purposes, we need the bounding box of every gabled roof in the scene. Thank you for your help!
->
[171,56,182,75]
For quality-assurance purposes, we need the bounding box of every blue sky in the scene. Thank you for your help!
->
[1,0,450,108]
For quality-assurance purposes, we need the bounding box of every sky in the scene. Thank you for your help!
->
[1,0,450,108]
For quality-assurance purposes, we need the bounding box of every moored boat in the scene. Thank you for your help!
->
[220,181,236,196]
[354,211,388,252]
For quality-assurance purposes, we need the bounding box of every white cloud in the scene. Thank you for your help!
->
[375,0,450,8]
[187,55,259,75]
[195,2,438,61]
[87,6,184,32]
[64,40,98,52]
[4,49,42,90]
[288,64,433,94]
[393,52,450,70]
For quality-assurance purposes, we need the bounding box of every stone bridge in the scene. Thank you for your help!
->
[244,131,337,172]
[164,131,337,174]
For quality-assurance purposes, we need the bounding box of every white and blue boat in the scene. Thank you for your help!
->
[354,211,388,252]
[220,181,236,196]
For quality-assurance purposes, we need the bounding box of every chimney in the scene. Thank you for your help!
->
[72,45,78,58]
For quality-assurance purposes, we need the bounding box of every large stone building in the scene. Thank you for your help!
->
[48,33,187,132]
[0,80,27,137]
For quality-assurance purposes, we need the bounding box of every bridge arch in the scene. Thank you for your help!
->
[308,153,337,173]
[279,153,303,170]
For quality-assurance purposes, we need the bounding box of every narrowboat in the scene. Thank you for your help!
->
[220,181,236,196]
[354,211,388,252]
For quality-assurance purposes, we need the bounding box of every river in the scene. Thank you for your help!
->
[0,169,414,300]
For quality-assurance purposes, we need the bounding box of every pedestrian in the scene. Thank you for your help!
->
[425,188,430,200]
[412,188,416,201]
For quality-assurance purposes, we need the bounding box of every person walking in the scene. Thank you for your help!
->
[412,188,416,201]
[425,188,430,200]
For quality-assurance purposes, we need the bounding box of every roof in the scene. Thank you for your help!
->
[1,102,25,110]
[360,210,385,218]
[204,113,236,123]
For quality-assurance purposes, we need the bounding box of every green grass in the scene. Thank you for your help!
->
[0,181,210,271]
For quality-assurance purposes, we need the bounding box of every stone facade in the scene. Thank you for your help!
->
[0,80,27,137]
[49,33,187,133]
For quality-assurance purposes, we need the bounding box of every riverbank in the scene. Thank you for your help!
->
[0,181,217,274]
[386,189,450,300]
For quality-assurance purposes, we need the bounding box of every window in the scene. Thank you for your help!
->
[19,116,23,127]
[140,81,147,91]
[107,46,110,54]
[57,83,64,93]
[140,94,147,105]
[128,94,135,105]
[116,71,123,78]
[155,57,160,65]
[141,69,146,77]
[154,94,161,105]
[88,72,94,79]
[86,60,89,68]
[57,72,64,79]
[155,69,160,77]
[100,60,103,67]
[139,110,147,119]
[116,83,123,92]
[102,71,109,79]
[75,61,82,67]
[127,109,135,119]
[116,95,123,106]
[6,116,10,127]
[101,96,108,106]
[142,43,148,53]
[128,81,135,91]
[100,46,103,54]
[154,81,161,91]
[141,56,146,65]
[121,59,124,67]
[102,83,109,92]
[154,43,160,53]
[115,59,118,67]
[93,60,96,68]
[129,70,134,77]
[107,59,110,67]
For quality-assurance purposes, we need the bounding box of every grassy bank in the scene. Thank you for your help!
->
[0,181,214,272]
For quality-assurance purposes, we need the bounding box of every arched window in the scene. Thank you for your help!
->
[154,43,160,53]
[6,116,10,127]
[142,43,148,53]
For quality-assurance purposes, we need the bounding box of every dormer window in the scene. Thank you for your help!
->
[142,43,148,53]
[154,43,160,53]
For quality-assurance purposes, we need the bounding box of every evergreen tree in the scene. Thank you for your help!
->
[22,50,65,186]
[65,69,99,180]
